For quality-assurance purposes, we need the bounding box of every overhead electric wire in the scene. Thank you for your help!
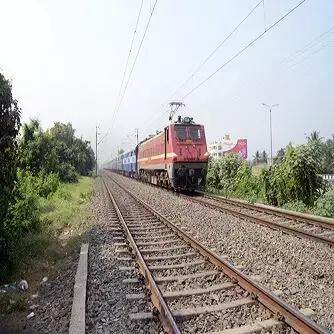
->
[182,0,307,99]
[114,0,158,120]
[114,0,144,116]
[140,0,264,135]
[99,0,144,146]
[282,25,334,65]
[167,0,263,102]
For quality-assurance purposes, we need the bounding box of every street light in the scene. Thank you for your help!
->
[262,103,279,166]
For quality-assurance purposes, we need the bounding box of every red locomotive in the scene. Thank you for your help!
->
[137,116,208,191]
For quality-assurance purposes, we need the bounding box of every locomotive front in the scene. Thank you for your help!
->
[169,116,208,191]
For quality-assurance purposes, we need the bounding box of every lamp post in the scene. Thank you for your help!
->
[262,103,279,166]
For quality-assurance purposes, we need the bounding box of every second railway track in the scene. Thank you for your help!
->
[102,173,328,334]
[188,192,334,247]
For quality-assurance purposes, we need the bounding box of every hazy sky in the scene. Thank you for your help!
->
[1,0,333,163]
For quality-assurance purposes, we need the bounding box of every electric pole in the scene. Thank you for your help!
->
[135,128,139,146]
[262,103,279,166]
[95,126,98,177]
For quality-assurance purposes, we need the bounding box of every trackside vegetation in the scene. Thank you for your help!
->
[207,138,334,218]
[0,72,95,281]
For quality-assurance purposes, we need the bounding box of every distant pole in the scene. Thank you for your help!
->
[135,128,139,146]
[262,103,279,166]
[267,108,273,167]
[95,126,98,177]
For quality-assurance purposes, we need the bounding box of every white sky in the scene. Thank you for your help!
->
[1,0,333,163]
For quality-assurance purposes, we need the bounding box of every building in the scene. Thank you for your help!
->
[208,134,247,159]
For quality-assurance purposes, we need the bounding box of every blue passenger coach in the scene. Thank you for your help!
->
[108,149,137,177]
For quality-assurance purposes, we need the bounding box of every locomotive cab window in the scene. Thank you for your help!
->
[175,126,187,140]
[189,126,201,141]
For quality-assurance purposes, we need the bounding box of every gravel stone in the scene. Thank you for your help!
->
[85,177,162,333]
[110,172,334,332]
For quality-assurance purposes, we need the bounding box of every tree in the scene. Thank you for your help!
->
[307,130,321,143]
[261,143,327,206]
[274,148,285,164]
[0,73,21,224]
[321,135,334,174]
[253,151,261,165]
[261,151,268,163]
[0,73,21,278]
[20,121,95,182]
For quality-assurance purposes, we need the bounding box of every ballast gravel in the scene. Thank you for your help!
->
[86,178,162,334]
[110,172,334,332]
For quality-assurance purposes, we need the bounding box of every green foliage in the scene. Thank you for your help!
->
[0,73,22,281]
[261,143,326,206]
[207,153,262,200]
[233,161,262,201]
[20,120,94,182]
[7,170,41,235]
[207,153,241,195]
[282,201,309,213]
[208,140,328,212]
[313,193,334,218]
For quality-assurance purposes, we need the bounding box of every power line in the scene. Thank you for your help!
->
[182,0,307,99]
[140,0,264,135]
[167,0,263,101]
[113,0,158,121]
[113,0,144,118]
[282,25,334,65]
[99,1,144,146]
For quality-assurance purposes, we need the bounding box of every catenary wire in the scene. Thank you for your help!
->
[140,0,264,136]
[182,0,307,99]
[166,0,263,102]
[99,0,144,146]
[113,0,158,122]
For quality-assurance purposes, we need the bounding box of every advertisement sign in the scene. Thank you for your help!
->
[220,134,247,159]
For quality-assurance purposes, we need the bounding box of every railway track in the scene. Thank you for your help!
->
[102,173,328,334]
[189,192,334,247]
[105,170,334,247]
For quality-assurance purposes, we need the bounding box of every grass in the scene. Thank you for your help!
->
[40,176,94,235]
[0,176,94,316]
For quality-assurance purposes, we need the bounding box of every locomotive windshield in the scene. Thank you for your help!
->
[189,126,201,140]
[175,126,187,140]
[175,125,201,141]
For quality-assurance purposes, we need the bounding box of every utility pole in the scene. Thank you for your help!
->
[95,126,98,177]
[135,128,139,146]
[262,103,279,166]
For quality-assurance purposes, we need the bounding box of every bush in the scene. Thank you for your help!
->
[207,153,242,195]
[7,169,41,236]
[35,172,60,198]
[313,193,334,218]
[260,144,327,206]
[233,161,262,201]
[282,201,309,213]
[58,163,79,183]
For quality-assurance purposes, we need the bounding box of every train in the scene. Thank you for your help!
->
[106,116,209,191]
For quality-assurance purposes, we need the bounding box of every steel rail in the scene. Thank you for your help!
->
[105,171,334,246]
[190,194,334,247]
[198,191,334,230]
[105,174,328,334]
[102,178,181,334]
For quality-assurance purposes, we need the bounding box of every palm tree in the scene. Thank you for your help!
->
[253,151,261,164]
[307,131,321,143]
